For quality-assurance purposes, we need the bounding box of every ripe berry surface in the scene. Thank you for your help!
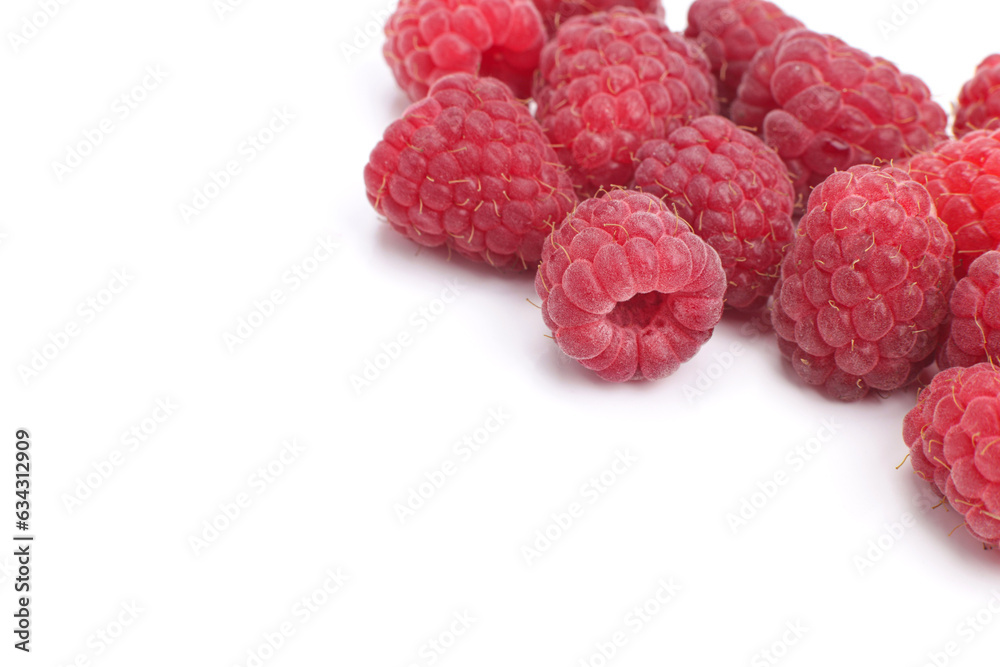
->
[731,28,947,201]
[908,129,1000,279]
[536,190,726,381]
[905,363,1000,547]
[772,164,955,400]
[534,8,718,196]
[633,115,795,310]
[384,0,546,101]
[364,74,578,270]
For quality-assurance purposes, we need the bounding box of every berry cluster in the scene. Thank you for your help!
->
[364,0,1000,550]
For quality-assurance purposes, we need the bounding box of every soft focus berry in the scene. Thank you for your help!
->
[384,0,546,101]
[684,0,803,106]
[955,55,1000,138]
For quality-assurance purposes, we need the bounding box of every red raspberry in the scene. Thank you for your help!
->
[383,0,546,101]
[731,29,947,202]
[904,363,1000,547]
[535,190,726,381]
[955,55,1000,139]
[908,129,1000,279]
[531,0,663,34]
[772,165,955,401]
[363,74,578,270]
[684,0,803,106]
[939,251,1000,369]
[633,115,795,310]
[534,8,718,197]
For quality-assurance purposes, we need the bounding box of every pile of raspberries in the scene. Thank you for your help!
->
[364,0,1000,550]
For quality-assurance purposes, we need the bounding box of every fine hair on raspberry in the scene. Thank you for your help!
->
[905,363,1000,547]
[684,0,803,106]
[939,251,1000,369]
[955,54,1000,138]
[536,189,726,381]
[908,128,1000,279]
[731,28,947,201]
[364,74,579,270]
[383,0,546,101]
[534,8,718,197]
[772,164,955,401]
[633,115,795,310]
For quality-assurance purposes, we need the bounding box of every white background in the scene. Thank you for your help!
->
[2,0,1000,665]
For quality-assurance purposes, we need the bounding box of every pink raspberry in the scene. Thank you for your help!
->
[939,251,1000,369]
[908,129,1000,279]
[531,0,663,34]
[534,8,718,197]
[772,165,955,401]
[904,363,1000,547]
[633,115,795,310]
[684,0,803,106]
[364,74,578,270]
[730,28,947,202]
[383,0,546,101]
[536,190,726,381]
[955,55,1000,139]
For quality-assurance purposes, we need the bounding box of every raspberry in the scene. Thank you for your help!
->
[684,0,803,106]
[908,129,1000,279]
[363,74,578,270]
[939,251,1000,369]
[383,0,546,101]
[534,8,718,197]
[531,0,663,34]
[904,363,1000,547]
[633,115,795,310]
[772,165,955,401]
[731,29,947,202]
[535,190,726,381]
[955,55,1000,138]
